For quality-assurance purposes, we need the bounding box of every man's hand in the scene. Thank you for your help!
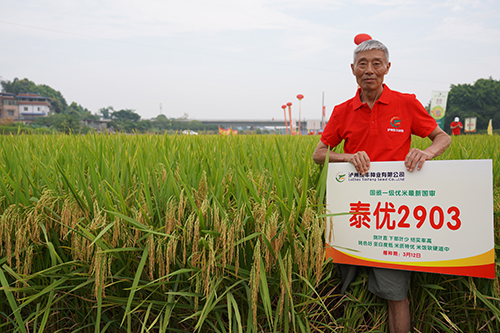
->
[405,148,432,172]
[405,126,451,172]
[348,151,371,175]
[312,142,371,175]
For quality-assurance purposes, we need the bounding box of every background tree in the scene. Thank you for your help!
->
[109,109,146,132]
[111,109,141,122]
[445,77,500,132]
[33,112,81,134]
[136,120,153,133]
[81,111,100,122]
[33,101,97,133]
[1,77,68,113]
[60,109,82,133]
[99,106,113,119]
[154,114,172,131]
[68,102,91,117]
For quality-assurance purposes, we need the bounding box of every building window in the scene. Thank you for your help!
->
[37,107,41,111]
[8,110,14,116]
[24,107,28,111]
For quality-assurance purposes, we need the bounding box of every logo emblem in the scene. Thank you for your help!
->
[431,106,445,120]
[335,172,346,183]
[390,116,402,128]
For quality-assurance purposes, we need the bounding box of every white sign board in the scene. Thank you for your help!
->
[325,160,494,279]
[465,117,477,133]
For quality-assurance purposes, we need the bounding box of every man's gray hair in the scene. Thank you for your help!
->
[353,39,389,63]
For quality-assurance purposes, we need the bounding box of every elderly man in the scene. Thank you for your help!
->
[313,39,451,333]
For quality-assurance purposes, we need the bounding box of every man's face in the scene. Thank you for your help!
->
[351,49,391,92]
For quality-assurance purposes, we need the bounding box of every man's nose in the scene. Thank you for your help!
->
[365,63,374,73]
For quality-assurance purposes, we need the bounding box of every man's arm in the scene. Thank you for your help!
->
[404,126,451,172]
[312,141,371,175]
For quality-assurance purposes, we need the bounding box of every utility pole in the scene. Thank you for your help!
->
[322,92,325,130]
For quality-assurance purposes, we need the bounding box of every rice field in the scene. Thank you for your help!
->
[0,133,498,333]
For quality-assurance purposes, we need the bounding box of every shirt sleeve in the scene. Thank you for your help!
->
[410,95,438,138]
[320,106,343,148]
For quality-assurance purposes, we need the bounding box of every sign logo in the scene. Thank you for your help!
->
[390,116,402,128]
[335,172,346,183]
[431,106,445,120]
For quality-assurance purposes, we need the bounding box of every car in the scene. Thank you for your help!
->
[182,130,198,135]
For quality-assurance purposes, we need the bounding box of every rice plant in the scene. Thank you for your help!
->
[0,133,498,332]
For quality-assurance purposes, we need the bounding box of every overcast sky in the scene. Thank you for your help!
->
[1,0,499,121]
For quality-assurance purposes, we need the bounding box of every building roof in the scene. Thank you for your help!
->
[17,92,41,96]
[17,92,52,101]
[0,93,16,98]
[17,101,51,106]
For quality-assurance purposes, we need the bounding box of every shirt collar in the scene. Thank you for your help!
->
[353,84,392,110]
[378,84,391,104]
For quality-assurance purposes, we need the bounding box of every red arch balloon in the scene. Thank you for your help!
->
[354,33,372,45]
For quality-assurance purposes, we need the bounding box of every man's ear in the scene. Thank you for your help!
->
[385,62,391,74]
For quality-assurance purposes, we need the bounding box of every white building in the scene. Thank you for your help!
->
[17,92,52,122]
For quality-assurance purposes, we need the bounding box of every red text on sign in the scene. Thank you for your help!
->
[349,202,461,231]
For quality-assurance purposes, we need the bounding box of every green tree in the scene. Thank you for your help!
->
[99,106,113,119]
[111,109,141,122]
[67,102,99,122]
[82,112,100,122]
[136,120,153,133]
[446,77,500,132]
[1,78,68,113]
[68,102,87,116]
[60,112,82,134]
[109,109,144,133]
[33,112,81,134]
[154,114,171,131]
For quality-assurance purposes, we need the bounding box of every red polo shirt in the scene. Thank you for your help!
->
[450,121,463,135]
[321,85,438,162]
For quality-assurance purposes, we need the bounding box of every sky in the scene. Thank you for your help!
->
[1,0,499,122]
